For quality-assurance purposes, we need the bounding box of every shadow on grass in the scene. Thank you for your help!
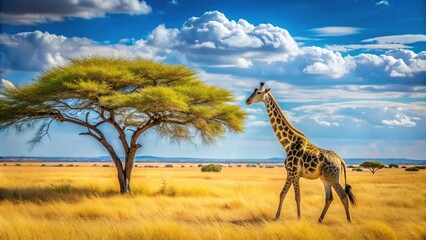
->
[230,216,268,225]
[0,184,119,203]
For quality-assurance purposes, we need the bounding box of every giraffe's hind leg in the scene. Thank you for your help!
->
[275,177,292,220]
[322,165,352,223]
[318,178,333,223]
[332,182,352,223]
[293,179,301,219]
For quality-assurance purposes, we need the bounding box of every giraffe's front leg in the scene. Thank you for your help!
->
[275,178,292,221]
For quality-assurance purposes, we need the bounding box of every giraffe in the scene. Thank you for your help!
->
[246,82,357,223]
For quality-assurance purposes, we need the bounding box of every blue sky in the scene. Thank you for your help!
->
[1,0,425,159]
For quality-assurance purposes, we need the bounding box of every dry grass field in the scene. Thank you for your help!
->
[0,163,425,240]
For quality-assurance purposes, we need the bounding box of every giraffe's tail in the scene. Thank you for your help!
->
[341,160,358,207]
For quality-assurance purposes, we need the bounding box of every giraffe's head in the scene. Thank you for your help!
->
[246,82,270,105]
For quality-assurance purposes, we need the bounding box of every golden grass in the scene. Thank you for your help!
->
[0,163,425,239]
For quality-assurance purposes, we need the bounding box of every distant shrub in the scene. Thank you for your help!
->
[201,164,222,172]
[57,164,63,167]
[165,164,174,168]
[181,165,185,168]
[159,180,177,197]
[144,165,154,168]
[347,165,356,168]
[405,167,420,172]
[41,164,46,167]
[101,164,110,167]
[265,165,274,168]
[236,164,242,168]
[401,166,406,168]
[92,164,97,167]
[246,164,257,168]
[134,164,139,168]
[354,168,363,172]
[415,165,426,170]
[66,164,74,167]
[3,163,6,166]
[197,164,203,167]
[388,164,399,168]
[189,165,193,167]
[15,163,21,166]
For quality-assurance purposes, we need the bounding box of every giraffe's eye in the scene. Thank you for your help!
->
[257,92,261,94]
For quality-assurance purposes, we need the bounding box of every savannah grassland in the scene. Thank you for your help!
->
[0,163,425,240]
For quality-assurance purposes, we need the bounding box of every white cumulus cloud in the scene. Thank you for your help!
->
[1,11,425,82]
[1,0,151,25]
[0,30,161,72]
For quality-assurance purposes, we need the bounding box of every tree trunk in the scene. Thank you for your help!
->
[119,146,138,194]
[119,175,131,194]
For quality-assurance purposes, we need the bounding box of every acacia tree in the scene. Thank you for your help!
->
[0,57,246,193]
[360,161,385,174]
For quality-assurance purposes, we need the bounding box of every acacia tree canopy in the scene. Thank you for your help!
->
[0,57,246,193]
[360,161,385,174]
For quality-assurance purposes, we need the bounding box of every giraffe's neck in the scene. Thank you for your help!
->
[264,93,306,153]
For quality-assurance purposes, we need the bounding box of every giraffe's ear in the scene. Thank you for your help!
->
[265,88,271,93]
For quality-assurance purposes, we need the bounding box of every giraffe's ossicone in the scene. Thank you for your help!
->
[246,82,357,223]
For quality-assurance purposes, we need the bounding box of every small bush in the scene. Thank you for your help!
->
[388,164,399,168]
[57,164,63,167]
[197,164,203,167]
[92,164,97,167]
[265,165,274,168]
[41,164,46,167]
[15,163,21,166]
[355,168,363,171]
[181,165,185,168]
[159,180,177,197]
[236,164,242,168]
[401,166,406,168]
[66,164,74,167]
[201,164,222,172]
[246,164,257,168]
[405,167,420,172]
[144,165,154,168]
[102,164,110,167]
[415,165,426,170]
[164,164,173,168]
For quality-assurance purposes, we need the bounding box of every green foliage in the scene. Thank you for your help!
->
[405,167,420,172]
[388,164,399,168]
[0,57,246,145]
[201,164,222,172]
[164,164,174,168]
[360,161,385,174]
[415,165,426,170]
